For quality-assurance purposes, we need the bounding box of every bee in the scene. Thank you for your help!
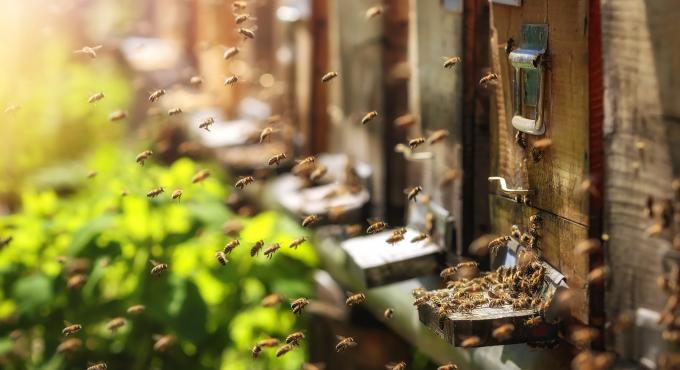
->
[588,266,608,285]
[460,336,481,347]
[346,292,366,306]
[153,334,175,352]
[408,137,426,149]
[321,71,339,83]
[393,113,416,129]
[488,298,506,308]
[410,233,428,243]
[276,344,294,357]
[386,362,407,370]
[428,130,449,144]
[406,186,422,202]
[510,225,521,239]
[149,260,168,276]
[367,220,388,234]
[361,111,379,125]
[106,317,126,332]
[235,176,254,190]
[192,169,210,183]
[310,165,328,181]
[238,26,256,39]
[171,189,183,202]
[189,76,203,85]
[251,344,262,358]
[223,240,240,254]
[384,308,395,319]
[263,243,281,259]
[136,150,153,165]
[286,331,305,345]
[88,92,105,103]
[479,72,499,86]
[261,293,284,307]
[365,5,383,19]
[525,315,543,327]
[250,240,264,256]
[67,274,87,290]
[439,169,460,188]
[386,232,405,245]
[268,152,287,166]
[512,297,531,310]
[437,363,459,370]
[86,362,107,370]
[62,322,82,336]
[148,89,166,102]
[291,297,309,315]
[168,107,182,116]
[108,110,127,122]
[532,138,552,156]
[492,323,515,341]
[488,235,510,253]
[575,239,601,255]
[345,224,363,236]
[289,237,307,249]
[215,251,228,265]
[146,187,165,198]
[74,44,103,59]
[302,215,321,228]
[259,127,274,143]
[413,295,432,307]
[232,1,247,10]
[234,13,255,24]
[443,56,462,69]
[297,156,316,167]
[224,75,239,86]
[56,338,82,354]
[335,336,357,352]
[199,116,215,131]
[126,304,145,315]
[257,338,280,348]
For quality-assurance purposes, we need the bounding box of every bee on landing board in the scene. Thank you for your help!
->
[148,89,165,102]
[411,233,428,243]
[321,71,338,83]
[386,232,404,245]
[149,260,168,276]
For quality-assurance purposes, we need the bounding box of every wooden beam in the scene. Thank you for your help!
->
[309,0,330,154]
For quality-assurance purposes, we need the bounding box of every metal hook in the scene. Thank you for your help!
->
[488,176,534,195]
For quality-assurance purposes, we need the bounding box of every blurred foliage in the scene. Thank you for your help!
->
[0,146,318,370]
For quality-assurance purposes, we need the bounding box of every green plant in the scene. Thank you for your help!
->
[0,146,318,370]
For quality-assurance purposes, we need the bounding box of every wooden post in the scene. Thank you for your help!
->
[309,0,330,154]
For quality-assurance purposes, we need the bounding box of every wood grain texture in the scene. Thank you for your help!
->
[599,0,680,360]
[489,0,590,225]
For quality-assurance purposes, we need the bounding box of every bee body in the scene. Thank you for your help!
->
[428,129,449,144]
[74,45,102,58]
[411,233,428,243]
[286,331,305,345]
[224,240,240,254]
[291,297,309,315]
[310,165,328,181]
[443,56,461,69]
[407,186,423,202]
[150,260,168,276]
[86,362,108,370]
[189,76,202,85]
[259,127,273,143]
[168,107,182,116]
[153,335,175,352]
[88,92,105,103]
[460,336,481,347]
[251,345,262,358]
[302,215,321,228]
[136,150,153,166]
[62,324,82,336]
[148,89,166,102]
[386,233,404,245]
[365,6,383,19]
[394,113,416,129]
[238,28,256,39]
[335,336,357,352]
[224,75,239,86]
[261,293,283,307]
[387,362,407,370]
[367,221,388,234]
[525,315,543,327]
[215,251,228,265]
[345,293,366,306]
[56,338,82,354]
[224,46,240,60]
[264,243,281,259]
[250,240,264,256]
[289,237,307,249]
[257,338,279,348]
[479,72,499,86]
[492,323,515,341]
[268,152,287,166]
[198,117,215,131]
[361,111,378,125]
[146,187,165,198]
[408,137,426,149]
[321,71,338,83]
[171,189,183,201]
[106,317,125,332]
[192,169,210,183]
[67,274,87,290]
[108,110,127,122]
[126,304,145,315]
[384,308,395,319]
[235,176,254,190]
[276,344,294,357]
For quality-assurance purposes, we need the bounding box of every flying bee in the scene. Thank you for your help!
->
[250,240,264,256]
[153,334,175,352]
[479,72,499,86]
[393,227,407,235]
[170,189,182,202]
[106,317,126,332]
[296,156,316,168]
[575,239,601,255]
[147,187,165,198]
[386,362,407,370]
[437,363,459,370]
[321,71,339,83]
[264,243,281,259]
[310,165,328,181]
[367,220,388,234]
[199,116,215,131]
[588,266,608,285]
[386,232,404,245]
[74,45,102,58]
[525,315,543,327]
[276,344,294,357]
[428,130,449,144]
[108,110,127,122]
[224,75,239,86]
[88,92,105,104]
[302,215,321,228]
[268,152,287,166]
[62,322,82,336]
[136,150,153,166]
[286,331,305,345]
[235,176,254,190]
[189,76,203,85]
[410,233,428,243]
[149,260,168,276]
[346,292,366,306]
[440,169,460,188]
[238,27,256,39]
[148,89,166,102]
[67,274,87,290]
[87,171,98,179]
[168,107,182,116]
[394,113,416,129]
[57,338,82,354]
[335,336,357,352]
[492,323,515,341]
[223,240,240,254]
[232,1,247,10]
[234,13,256,24]
[460,336,481,347]
[86,361,107,370]
[215,251,228,265]
[361,111,378,125]
[443,56,462,69]
[261,293,283,307]
[291,297,309,315]
[289,237,307,249]
[192,169,210,183]
[251,344,262,358]
[365,5,383,19]
[257,338,280,348]
[406,186,423,202]
[259,127,274,143]
[408,137,426,149]
[384,308,395,319]
[126,304,145,315]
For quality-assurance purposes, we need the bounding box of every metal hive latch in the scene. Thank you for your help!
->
[509,24,548,135]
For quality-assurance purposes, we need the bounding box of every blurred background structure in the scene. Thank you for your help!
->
[1,0,680,370]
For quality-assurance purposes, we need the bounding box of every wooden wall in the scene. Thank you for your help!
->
[600,0,680,362]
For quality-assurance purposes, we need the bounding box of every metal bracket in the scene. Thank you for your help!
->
[509,24,548,135]
[394,143,433,162]
[488,176,534,196]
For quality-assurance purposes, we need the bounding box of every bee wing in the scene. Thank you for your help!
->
[152,334,162,340]
[91,45,103,50]
[394,143,412,154]
[73,49,84,54]
[63,320,72,326]
[335,335,346,340]
[149,259,158,266]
